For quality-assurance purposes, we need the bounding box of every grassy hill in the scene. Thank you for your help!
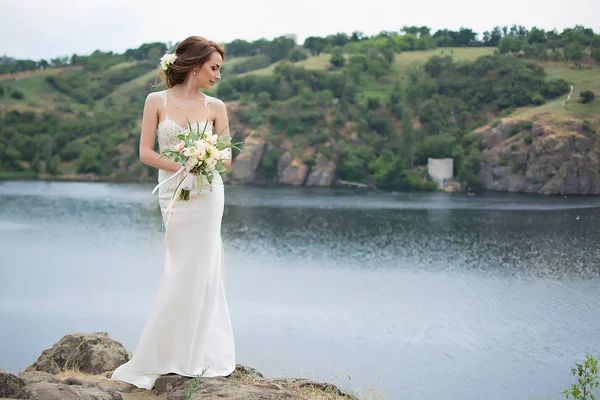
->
[0,46,598,190]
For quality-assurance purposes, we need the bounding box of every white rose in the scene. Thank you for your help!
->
[206,144,218,158]
[206,134,218,146]
[183,146,198,157]
[219,148,231,160]
[204,156,216,170]
[160,53,177,71]
[184,157,198,172]
[193,141,207,159]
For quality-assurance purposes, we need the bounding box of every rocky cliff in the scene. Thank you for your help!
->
[0,332,356,400]
[474,117,600,195]
[227,132,337,188]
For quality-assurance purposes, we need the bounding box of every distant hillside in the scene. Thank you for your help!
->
[1,26,599,194]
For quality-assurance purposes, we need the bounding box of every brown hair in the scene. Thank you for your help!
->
[157,36,225,88]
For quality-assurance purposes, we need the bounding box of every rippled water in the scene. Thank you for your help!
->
[1,180,599,399]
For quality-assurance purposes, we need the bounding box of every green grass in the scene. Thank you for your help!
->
[106,61,138,70]
[546,63,600,116]
[223,56,251,70]
[240,61,283,76]
[1,68,88,112]
[393,47,495,73]
[242,48,495,77]
[295,53,333,70]
[511,61,600,120]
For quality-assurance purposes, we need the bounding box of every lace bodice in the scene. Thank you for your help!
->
[155,90,222,193]
[156,90,215,152]
[157,118,214,152]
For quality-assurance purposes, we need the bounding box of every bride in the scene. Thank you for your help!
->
[111,36,235,390]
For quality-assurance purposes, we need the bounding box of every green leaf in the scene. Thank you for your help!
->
[216,163,226,172]
[217,124,228,136]
[202,120,209,137]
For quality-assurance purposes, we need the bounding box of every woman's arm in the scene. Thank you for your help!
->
[139,93,182,173]
[212,99,232,171]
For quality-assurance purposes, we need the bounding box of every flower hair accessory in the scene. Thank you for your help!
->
[160,53,177,74]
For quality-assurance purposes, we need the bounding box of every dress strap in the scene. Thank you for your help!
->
[204,95,214,107]
[159,90,168,108]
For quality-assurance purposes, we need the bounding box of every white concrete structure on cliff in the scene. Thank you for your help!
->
[427,158,454,188]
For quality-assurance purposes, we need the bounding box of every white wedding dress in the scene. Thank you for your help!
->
[111,91,235,389]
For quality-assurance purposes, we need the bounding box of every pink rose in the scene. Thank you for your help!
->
[175,140,185,152]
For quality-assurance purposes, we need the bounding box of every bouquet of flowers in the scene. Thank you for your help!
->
[153,119,242,201]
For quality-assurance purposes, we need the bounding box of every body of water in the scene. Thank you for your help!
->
[1,180,599,399]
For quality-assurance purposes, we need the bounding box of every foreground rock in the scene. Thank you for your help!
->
[475,117,600,194]
[0,369,26,398]
[1,332,356,400]
[25,332,130,375]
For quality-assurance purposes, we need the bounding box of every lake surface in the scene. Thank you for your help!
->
[1,180,599,399]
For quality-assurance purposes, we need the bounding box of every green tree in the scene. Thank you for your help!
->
[288,48,308,62]
[147,46,162,62]
[528,27,547,44]
[498,36,522,53]
[566,42,584,67]
[400,107,415,168]
[330,47,345,68]
[390,82,404,105]
[593,49,600,66]
[47,155,61,175]
[303,36,328,55]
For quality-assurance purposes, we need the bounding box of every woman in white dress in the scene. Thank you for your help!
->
[111,36,235,390]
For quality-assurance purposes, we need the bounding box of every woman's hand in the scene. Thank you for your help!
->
[180,170,195,191]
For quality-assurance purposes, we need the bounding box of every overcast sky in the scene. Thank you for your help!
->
[1,0,599,60]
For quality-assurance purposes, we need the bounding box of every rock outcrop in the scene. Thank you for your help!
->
[230,135,266,183]
[476,117,600,195]
[278,152,309,186]
[305,153,336,187]
[0,369,26,398]
[0,332,356,400]
[25,332,130,375]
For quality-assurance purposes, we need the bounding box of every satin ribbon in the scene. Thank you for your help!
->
[152,166,194,243]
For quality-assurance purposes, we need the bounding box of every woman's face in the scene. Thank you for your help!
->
[194,51,223,90]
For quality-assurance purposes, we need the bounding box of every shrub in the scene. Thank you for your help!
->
[61,141,85,161]
[524,134,533,145]
[532,93,545,105]
[583,119,595,134]
[10,90,24,100]
[287,48,309,62]
[367,97,380,110]
[580,90,596,104]
[563,355,598,400]
[330,48,345,68]
[261,147,280,180]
